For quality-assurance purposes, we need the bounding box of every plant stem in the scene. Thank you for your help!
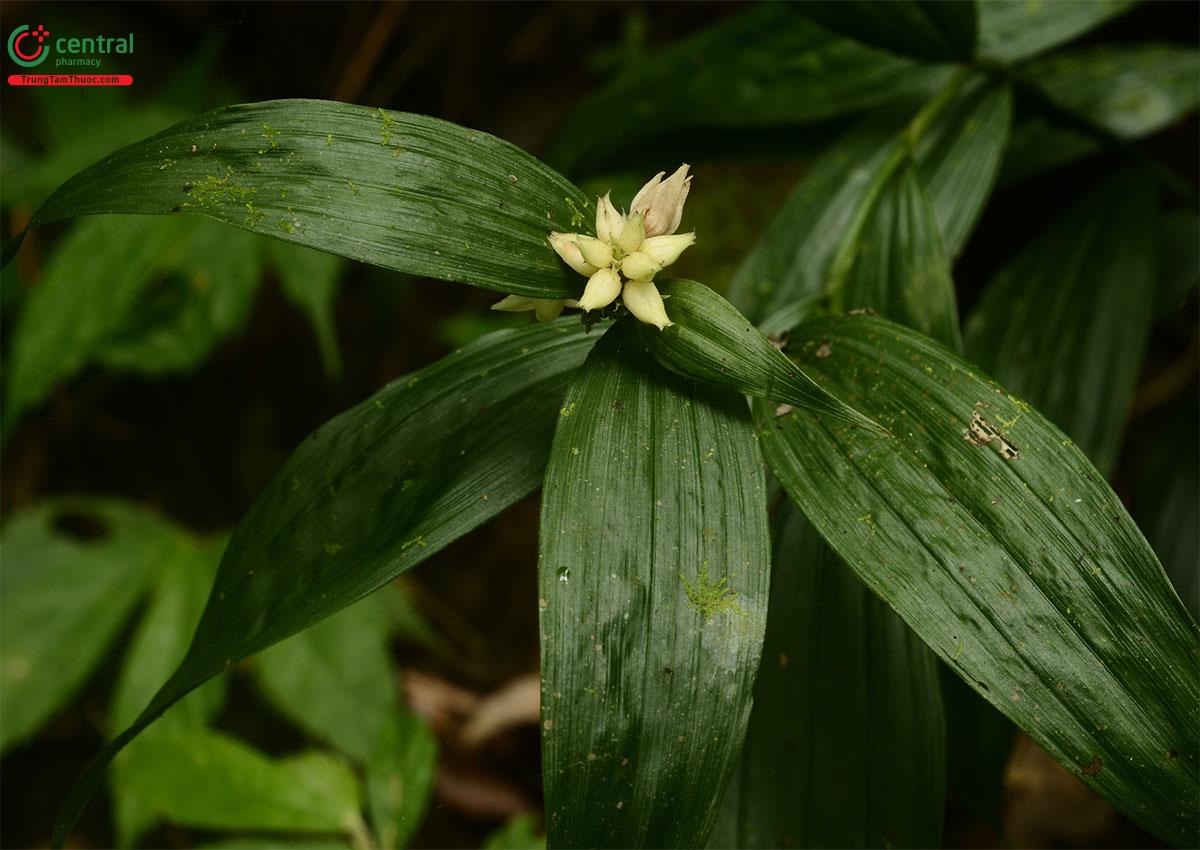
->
[827,69,974,311]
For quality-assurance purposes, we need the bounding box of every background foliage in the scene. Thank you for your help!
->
[2,2,1197,849]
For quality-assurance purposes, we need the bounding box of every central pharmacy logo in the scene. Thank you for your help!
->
[8,24,51,67]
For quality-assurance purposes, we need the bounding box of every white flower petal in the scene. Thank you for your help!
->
[620,251,661,281]
[633,164,691,236]
[491,295,538,313]
[575,235,614,269]
[578,267,622,311]
[641,232,696,267]
[548,231,598,277]
[622,279,672,330]
[595,193,625,244]
[533,299,567,323]
[617,212,646,255]
[630,171,665,213]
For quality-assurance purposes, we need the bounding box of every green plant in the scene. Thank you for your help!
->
[3,2,1197,849]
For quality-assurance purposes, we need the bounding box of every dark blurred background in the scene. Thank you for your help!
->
[1,2,1196,849]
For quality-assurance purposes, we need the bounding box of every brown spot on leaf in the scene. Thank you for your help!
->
[1082,757,1102,776]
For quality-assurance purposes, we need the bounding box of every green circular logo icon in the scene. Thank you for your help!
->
[8,25,51,67]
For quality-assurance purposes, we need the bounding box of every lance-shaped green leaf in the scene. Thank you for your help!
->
[1134,403,1200,621]
[545,4,950,175]
[254,591,399,764]
[269,239,345,378]
[1024,45,1200,140]
[1158,210,1200,317]
[796,0,977,62]
[539,321,770,848]
[641,279,878,429]
[757,314,1200,846]
[3,216,187,429]
[729,76,1010,324]
[485,814,545,850]
[711,501,945,849]
[0,499,181,753]
[964,174,1159,478]
[9,99,590,299]
[98,220,265,376]
[976,0,1135,63]
[717,147,954,849]
[366,712,438,849]
[829,160,962,351]
[110,536,229,847]
[51,319,604,848]
[113,728,362,836]
[1001,46,1199,186]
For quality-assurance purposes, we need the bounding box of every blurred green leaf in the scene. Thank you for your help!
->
[269,240,345,379]
[99,221,265,375]
[484,813,545,850]
[729,76,1010,324]
[0,499,179,753]
[716,141,952,848]
[111,538,228,732]
[378,578,445,654]
[997,118,1102,185]
[12,100,591,300]
[941,667,1013,825]
[913,78,1013,256]
[1001,46,1199,186]
[113,728,361,835]
[1025,44,1200,139]
[976,0,1135,63]
[797,0,977,62]
[964,174,1159,477]
[758,314,1199,846]
[110,536,229,847]
[546,4,951,174]
[254,591,399,764]
[645,279,879,429]
[199,839,350,850]
[1157,210,1200,317]
[1,104,187,208]
[831,160,962,350]
[3,216,187,429]
[539,321,769,848]
[711,501,945,849]
[53,320,604,846]
[366,712,438,849]
[1135,403,1200,621]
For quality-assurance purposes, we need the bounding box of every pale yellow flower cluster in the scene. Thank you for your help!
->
[493,165,696,329]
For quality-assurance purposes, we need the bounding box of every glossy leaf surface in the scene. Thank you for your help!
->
[711,501,945,849]
[52,319,604,846]
[758,314,1200,846]
[539,322,770,848]
[13,100,591,299]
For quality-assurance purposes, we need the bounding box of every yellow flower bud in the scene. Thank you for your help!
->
[533,299,567,323]
[578,267,622,312]
[640,232,695,268]
[491,295,537,313]
[575,235,614,269]
[631,164,691,237]
[622,279,672,330]
[491,295,567,323]
[620,251,661,281]
[595,192,625,245]
[548,232,597,278]
[617,212,646,255]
